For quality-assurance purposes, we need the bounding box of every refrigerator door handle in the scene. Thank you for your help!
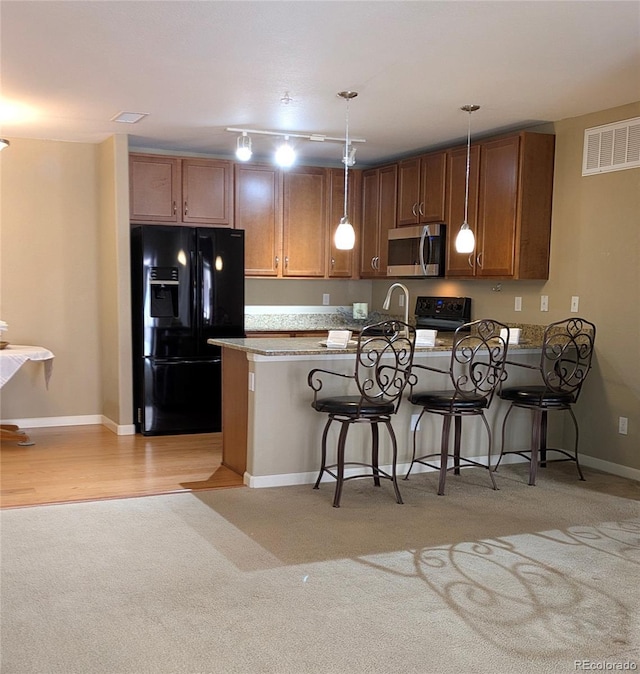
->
[149,357,222,365]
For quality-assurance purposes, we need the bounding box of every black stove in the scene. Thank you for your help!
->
[414,296,472,332]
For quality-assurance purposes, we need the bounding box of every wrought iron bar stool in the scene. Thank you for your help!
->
[404,319,509,495]
[307,320,416,507]
[494,317,596,486]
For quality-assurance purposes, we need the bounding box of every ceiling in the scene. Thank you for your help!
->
[1,1,639,167]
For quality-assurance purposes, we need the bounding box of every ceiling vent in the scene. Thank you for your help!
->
[582,116,640,176]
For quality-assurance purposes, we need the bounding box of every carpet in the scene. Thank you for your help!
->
[1,464,639,673]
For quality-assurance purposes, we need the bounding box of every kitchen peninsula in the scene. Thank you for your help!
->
[208,335,543,490]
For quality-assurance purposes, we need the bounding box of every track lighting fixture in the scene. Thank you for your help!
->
[275,136,296,167]
[455,104,480,254]
[235,132,252,161]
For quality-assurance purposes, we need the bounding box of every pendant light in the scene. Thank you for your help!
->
[455,104,480,254]
[0,139,10,151]
[334,91,357,251]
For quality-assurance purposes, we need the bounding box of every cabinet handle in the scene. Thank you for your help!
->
[172,201,177,215]
[419,202,425,217]
[285,256,289,269]
[331,257,335,268]
[467,254,474,268]
[275,256,279,269]
[184,201,188,216]
[412,203,418,217]
[477,252,483,268]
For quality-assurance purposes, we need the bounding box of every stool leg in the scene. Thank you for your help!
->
[314,417,333,489]
[453,416,462,475]
[568,407,586,481]
[540,411,548,468]
[529,409,543,486]
[371,423,381,487]
[438,415,452,495]
[333,421,350,508]
[385,420,403,504]
[480,413,498,491]
[405,409,426,480]
[494,404,515,472]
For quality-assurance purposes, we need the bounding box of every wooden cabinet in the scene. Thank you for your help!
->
[282,166,327,277]
[326,168,360,278]
[445,132,554,280]
[397,151,447,226]
[129,153,233,225]
[360,164,398,278]
[235,163,282,276]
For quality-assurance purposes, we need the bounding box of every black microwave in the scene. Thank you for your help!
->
[387,224,445,277]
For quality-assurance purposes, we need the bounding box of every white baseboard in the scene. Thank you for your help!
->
[0,415,136,436]
[243,452,640,489]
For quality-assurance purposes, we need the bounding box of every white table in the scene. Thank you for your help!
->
[0,344,55,446]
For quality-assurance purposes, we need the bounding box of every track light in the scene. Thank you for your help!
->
[235,132,252,161]
[275,136,296,168]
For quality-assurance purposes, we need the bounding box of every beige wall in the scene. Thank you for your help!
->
[1,103,638,471]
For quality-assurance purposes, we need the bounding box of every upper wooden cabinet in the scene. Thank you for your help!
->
[282,166,327,277]
[397,151,447,226]
[360,164,398,278]
[326,168,360,279]
[235,163,282,277]
[445,132,555,280]
[129,153,233,226]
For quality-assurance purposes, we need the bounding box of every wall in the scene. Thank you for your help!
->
[0,138,103,422]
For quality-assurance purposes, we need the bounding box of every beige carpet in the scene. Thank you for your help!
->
[1,463,639,674]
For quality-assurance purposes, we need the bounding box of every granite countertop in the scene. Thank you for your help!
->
[209,335,541,357]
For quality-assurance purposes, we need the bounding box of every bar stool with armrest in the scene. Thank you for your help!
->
[405,319,509,495]
[307,320,416,508]
[493,317,596,486]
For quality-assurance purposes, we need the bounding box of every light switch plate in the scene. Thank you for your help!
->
[540,295,549,311]
[322,293,330,306]
[515,296,522,311]
[571,296,579,312]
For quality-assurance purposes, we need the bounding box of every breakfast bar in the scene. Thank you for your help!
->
[208,335,543,489]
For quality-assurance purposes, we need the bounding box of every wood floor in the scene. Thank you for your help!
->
[0,425,244,509]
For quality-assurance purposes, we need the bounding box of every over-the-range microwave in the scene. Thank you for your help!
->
[387,224,445,277]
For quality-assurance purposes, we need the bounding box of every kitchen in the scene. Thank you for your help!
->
[0,2,638,485]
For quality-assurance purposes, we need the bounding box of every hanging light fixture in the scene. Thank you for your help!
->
[235,132,252,161]
[334,91,358,251]
[275,135,296,167]
[0,139,10,151]
[455,104,480,254]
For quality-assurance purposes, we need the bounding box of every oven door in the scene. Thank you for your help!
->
[387,224,445,277]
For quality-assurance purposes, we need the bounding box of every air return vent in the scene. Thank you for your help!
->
[582,117,640,176]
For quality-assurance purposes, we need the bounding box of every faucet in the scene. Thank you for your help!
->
[382,282,410,329]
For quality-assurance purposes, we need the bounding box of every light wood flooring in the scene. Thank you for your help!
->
[0,425,244,509]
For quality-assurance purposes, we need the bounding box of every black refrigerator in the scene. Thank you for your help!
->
[131,225,245,435]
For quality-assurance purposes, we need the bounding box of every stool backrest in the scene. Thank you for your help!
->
[449,319,510,403]
[355,320,416,411]
[540,317,596,398]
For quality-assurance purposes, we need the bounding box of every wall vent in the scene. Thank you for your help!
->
[582,116,640,176]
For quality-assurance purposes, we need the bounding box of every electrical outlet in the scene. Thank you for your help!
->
[618,417,628,435]
[540,295,549,312]
[248,372,255,392]
[515,296,522,312]
[322,293,330,306]
[571,296,579,313]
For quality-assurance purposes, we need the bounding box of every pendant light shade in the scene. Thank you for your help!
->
[0,139,10,151]
[334,91,357,251]
[455,104,480,254]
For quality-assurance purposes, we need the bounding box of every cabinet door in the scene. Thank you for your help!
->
[326,168,359,278]
[377,164,398,276]
[396,157,421,226]
[477,136,520,277]
[420,151,447,223]
[182,159,232,225]
[445,145,480,278]
[282,167,327,277]
[235,164,282,277]
[360,169,380,278]
[129,155,180,223]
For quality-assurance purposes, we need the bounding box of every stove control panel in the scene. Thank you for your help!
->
[415,296,472,320]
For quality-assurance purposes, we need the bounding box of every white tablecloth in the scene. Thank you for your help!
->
[0,345,55,388]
